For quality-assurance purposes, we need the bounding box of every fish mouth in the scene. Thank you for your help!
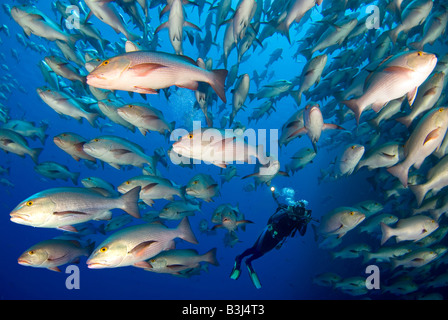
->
[87,74,107,82]
[86,261,109,269]
[10,212,31,223]
[17,258,32,266]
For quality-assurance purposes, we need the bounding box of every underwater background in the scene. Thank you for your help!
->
[1,0,448,300]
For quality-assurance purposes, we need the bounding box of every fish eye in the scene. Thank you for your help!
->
[28,250,34,255]
[439,108,444,112]
[128,105,133,108]
[351,145,356,149]
[26,201,33,207]
[193,180,198,184]
[150,259,155,263]
[102,60,110,66]
[417,51,423,56]
[188,134,193,139]
[126,181,130,185]
[349,211,354,215]
[94,138,99,142]
[100,247,108,253]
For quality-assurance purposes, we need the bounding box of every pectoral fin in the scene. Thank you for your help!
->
[129,241,158,258]
[129,63,166,77]
[423,128,440,146]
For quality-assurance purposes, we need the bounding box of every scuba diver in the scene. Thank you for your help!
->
[230,187,317,289]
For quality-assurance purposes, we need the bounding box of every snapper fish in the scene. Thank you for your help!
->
[10,186,141,232]
[117,103,174,136]
[342,51,437,124]
[83,135,155,170]
[87,50,228,103]
[380,215,439,245]
[387,107,448,188]
[145,248,219,274]
[11,5,80,45]
[86,217,198,269]
[0,128,42,164]
[158,200,201,220]
[314,207,365,239]
[171,128,261,168]
[34,161,80,185]
[186,173,220,202]
[18,239,94,272]
[292,103,345,152]
[53,132,97,163]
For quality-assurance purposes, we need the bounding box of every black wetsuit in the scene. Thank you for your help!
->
[230,204,311,288]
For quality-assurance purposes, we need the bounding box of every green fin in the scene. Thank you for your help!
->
[230,261,241,280]
[247,264,262,289]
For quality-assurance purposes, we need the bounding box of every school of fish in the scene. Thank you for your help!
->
[1,0,448,299]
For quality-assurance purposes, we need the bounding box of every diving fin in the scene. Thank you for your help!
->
[246,264,262,289]
[230,260,241,280]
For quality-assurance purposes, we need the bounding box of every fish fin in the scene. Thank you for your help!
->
[133,261,152,268]
[203,248,219,266]
[129,241,158,257]
[120,186,141,218]
[184,21,201,31]
[176,217,198,244]
[322,123,345,131]
[209,69,228,103]
[30,148,43,164]
[387,163,409,187]
[111,149,132,156]
[395,115,413,128]
[141,182,158,192]
[342,99,362,125]
[407,87,418,106]
[155,21,169,34]
[129,63,166,77]
[287,127,307,139]
[423,88,437,97]
[383,66,413,75]
[57,225,78,233]
[380,222,394,245]
[109,163,121,170]
[53,211,88,216]
[409,184,427,207]
[371,101,387,113]
[423,128,440,146]
[275,20,291,44]
[48,267,62,272]
[242,172,258,179]
[133,87,158,94]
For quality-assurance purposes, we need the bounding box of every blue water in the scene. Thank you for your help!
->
[1,0,447,300]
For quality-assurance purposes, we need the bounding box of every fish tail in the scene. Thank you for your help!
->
[203,248,219,266]
[409,41,423,51]
[380,222,394,245]
[120,186,141,219]
[395,115,413,128]
[85,112,99,128]
[71,171,80,185]
[30,147,43,164]
[209,69,228,103]
[409,184,428,207]
[387,27,400,45]
[341,99,362,125]
[85,241,96,256]
[290,89,301,106]
[275,20,291,44]
[177,217,199,244]
[387,163,409,188]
